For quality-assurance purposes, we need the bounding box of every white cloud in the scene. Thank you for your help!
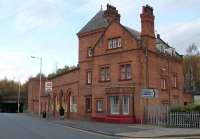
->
[15,0,65,31]
[0,50,39,83]
[76,0,136,16]
[158,19,200,54]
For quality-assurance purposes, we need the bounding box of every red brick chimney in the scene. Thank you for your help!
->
[104,4,120,23]
[140,5,155,51]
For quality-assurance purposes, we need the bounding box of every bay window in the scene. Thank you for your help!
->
[123,96,130,115]
[110,96,119,115]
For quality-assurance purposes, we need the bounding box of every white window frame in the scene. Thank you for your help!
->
[173,75,177,88]
[70,96,77,112]
[120,64,132,80]
[161,78,166,89]
[87,71,92,84]
[88,47,93,57]
[96,100,103,112]
[100,66,110,81]
[108,38,122,49]
[110,96,119,115]
[123,96,130,115]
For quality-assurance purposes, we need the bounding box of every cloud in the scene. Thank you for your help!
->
[0,51,29,82]
[75,0,135,16]
[158,19,200,54]
[15,0,65,31]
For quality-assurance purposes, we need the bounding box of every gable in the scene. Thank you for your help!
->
[94,21,139,56]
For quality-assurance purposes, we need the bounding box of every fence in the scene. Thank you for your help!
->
[145,105,200,128]
[168,112,200,128]
[145,105,169,126]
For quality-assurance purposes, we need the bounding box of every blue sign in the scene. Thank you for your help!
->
[141,89,157,98]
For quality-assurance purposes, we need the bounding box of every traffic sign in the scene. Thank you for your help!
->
[45,81,52,93]
[141,88,157,98]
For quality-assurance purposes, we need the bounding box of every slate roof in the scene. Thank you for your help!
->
[123,26,141,40]
[156,36,182,57]
[78,10,181,57]
[78,10,109,34]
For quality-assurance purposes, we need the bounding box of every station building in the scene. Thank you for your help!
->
[27,4,192,123]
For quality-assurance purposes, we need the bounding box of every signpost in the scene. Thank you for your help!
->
[141,88,158,98]
[45,81,52,119]
[45,82,52,94]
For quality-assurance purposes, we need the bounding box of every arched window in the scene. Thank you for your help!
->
[88,47,93,57]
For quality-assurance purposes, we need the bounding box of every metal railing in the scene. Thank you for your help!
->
[168,112,200,128]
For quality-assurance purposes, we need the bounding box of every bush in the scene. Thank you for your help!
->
[170,104,200,112]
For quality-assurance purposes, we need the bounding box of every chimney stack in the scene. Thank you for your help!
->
[140,5,155,51]
[104,4,120,23]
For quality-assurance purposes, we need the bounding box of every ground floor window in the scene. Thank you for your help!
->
[109,95,131,115]
[70,96,77,112]
[96,99,103,112]
[85,97,92,113]
[123,96,130,115]
[110,96,120,115]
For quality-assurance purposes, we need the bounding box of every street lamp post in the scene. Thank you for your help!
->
[18,81,21,113]
[31,56,42,116]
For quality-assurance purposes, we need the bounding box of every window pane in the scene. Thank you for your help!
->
[106,67,110,81]
[113,39,117,48]
[100,67,105,81]
[70,96,77,112]
[108,40,112,49]
[87,71,92,84]
[88,48,92,57]
[97,100,103,112]
[110,96,119,114]
[118,38,121,47]
[86,98,91,112]
[126,64,132,79]
[120,65,126,79]
[123,96,130,115]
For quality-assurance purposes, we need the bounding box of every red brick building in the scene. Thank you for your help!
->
[27,77,46,113]
[28,4,192,123]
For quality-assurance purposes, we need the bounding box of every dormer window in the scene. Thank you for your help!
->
[108,38,121,49]
[88,47,93,57]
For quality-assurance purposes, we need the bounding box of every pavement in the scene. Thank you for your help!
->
[46,115,200,138]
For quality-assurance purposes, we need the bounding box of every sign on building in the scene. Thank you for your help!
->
[141,88,158,98]
[45,81,52,93]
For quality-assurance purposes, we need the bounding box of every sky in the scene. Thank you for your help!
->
[0,0,199,83]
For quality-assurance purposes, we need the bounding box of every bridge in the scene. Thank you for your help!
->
[0,92,27,113]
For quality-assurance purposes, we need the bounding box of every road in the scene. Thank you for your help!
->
[0,113,118,139]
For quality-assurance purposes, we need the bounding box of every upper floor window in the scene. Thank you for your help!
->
[172,75,177,88]
[108,38,121,49]
[87,71,92,84]
[100,65,110,81]
[161,78,167,90]
[88,47,93,57]
[120,64,132,80]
